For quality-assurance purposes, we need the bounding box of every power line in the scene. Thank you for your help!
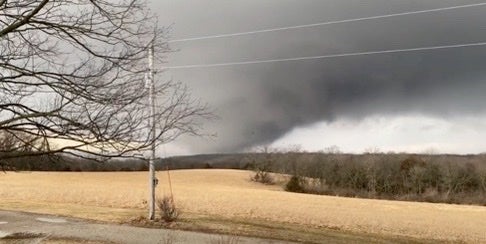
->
[166,41,486,69]
[169,2,486,43]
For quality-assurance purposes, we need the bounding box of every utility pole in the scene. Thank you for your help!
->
[147,42,157,220]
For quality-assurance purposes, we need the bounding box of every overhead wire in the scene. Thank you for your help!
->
[166,41,486,69]
[169,2,486,43]
[166,2,486,69]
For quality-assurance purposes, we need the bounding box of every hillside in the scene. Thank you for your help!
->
[1,169,485,243]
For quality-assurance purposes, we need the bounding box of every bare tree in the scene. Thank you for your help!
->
[0,0,209,166]
[248,145,277,184]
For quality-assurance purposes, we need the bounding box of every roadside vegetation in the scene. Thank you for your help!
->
[157,196,180,223]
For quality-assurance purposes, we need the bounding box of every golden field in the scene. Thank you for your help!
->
[1,169,486,243]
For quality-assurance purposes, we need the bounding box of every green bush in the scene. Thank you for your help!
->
[285,175,305,193]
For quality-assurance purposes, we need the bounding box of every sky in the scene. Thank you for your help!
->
[150,0,486,155]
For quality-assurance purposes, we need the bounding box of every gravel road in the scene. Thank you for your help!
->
[0,210,289,243]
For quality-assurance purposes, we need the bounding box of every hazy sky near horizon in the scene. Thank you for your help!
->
[150,0,486,155]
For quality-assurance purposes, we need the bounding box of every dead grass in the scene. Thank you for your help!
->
[0,170,485,243]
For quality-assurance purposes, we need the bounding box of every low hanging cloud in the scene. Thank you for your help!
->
[155,0,486,153]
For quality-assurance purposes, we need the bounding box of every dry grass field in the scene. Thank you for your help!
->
[1,169,485,243]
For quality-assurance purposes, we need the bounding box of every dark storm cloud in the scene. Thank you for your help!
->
[153,0,486,153]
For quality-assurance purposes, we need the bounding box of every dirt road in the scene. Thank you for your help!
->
[0,210,288,243]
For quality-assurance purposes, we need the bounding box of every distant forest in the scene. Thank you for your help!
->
[1,153,250,172]
[3,152,486,205]
[3,152,486,173]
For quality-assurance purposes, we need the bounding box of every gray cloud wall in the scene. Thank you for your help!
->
[153,0,486,153]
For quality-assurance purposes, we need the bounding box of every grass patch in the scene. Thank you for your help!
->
[1,232,45,239]
[0,200,448,244]
[171,215,450,244]
[0,170,482,243]
[0,199,143,223]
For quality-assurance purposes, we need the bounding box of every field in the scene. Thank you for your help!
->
[1,169,485,243]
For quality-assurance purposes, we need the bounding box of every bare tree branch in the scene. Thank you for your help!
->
[0,0,210,164]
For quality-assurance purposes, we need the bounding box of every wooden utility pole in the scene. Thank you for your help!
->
[147,42,157,220]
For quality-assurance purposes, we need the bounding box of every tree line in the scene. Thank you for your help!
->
[249,150,486,205]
